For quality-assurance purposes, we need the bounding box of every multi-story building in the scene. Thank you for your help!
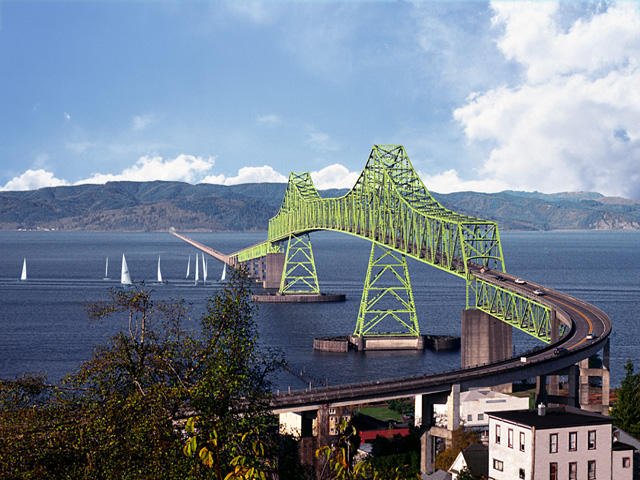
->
[488,405,633,480]
[434,388,530,440]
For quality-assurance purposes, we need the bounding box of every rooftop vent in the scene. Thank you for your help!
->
[538,403,546,416]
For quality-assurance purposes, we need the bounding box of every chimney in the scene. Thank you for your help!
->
[538,403,546,416]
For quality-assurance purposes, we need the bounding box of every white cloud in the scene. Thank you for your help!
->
[131,113,156,131]
[203,165,287,185]
[452,2,640,199]
[306,132,339,152]
[77,154,216,185]
[66,142,94,154]
[257,113,280,125]
[227,1,276,25]
[310,164,359,190]
[0,169,68,191]
[418,168,508,194]
[63,112,71,121]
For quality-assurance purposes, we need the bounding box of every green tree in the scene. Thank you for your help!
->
[0,268,293,479]
[611,359,640,439]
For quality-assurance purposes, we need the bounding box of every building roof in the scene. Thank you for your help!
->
[421,470,451,480]
[461,389,519,403]
[612,441,636,452]
[488,406,613,430]
[461,443,488,479]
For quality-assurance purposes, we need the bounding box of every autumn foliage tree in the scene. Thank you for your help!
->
[433,426,479,472]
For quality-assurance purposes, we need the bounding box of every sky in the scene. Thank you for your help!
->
[0,1,639,199]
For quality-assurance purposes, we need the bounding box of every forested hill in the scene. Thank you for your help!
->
[1,181,639,232]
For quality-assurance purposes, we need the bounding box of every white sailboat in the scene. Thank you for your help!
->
[186,255,191,279]
[121,254,132,285]
[194,253,200,282]
[103,257,110,280]
[156,255,164,284]
[220,263,226,282]
[202,254,208,282]
[20,258,27,281]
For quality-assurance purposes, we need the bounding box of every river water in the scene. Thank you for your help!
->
[0,230,638,390]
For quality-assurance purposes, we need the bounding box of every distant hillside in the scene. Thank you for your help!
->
[0,181,638,231]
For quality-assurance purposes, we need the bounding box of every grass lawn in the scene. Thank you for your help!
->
[357,405,403,423]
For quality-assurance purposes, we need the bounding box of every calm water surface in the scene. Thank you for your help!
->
[0,230,638,389]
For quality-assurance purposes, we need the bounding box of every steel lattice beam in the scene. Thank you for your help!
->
[230,145,555,343]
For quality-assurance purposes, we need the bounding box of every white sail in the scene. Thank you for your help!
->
[195,253,200,282]
[121,254,132,285]
[20,258,27,281]
[186,255,191,278]
[103,257,109,280]
[157,255,163,283]
[221,263,226,282]
[202,255,208,282]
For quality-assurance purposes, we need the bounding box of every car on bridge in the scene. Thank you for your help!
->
[554,347,567,355]
[533,289,544,296]
[515,278,526,284]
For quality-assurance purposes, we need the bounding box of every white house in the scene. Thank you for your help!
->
[487,405,633,480]
[434,389,530,435]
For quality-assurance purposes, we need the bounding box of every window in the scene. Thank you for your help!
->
[519,468,525,479]
[495,424,501,444]
[550,433,558,453]
[493,459,504,472]
[588,460,596,480]
[549,462,558,480]
[623,457,631,468]
[508,428,514,448]
[478,413,484,421]
[588,430,596,450]
[467,414,472,422]
[569,431,577,451]
[569,462,577,480]
[520,431,526,452]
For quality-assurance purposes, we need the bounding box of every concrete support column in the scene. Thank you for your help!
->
[446,384,461,441]
[264,252,285,289]
[579,358,591,408]
[602,339,611,410]
[297,406,331,477]
[567,365,580,408]
[461,309,513,392]
[535,375,548,407]
[415,394,435,476]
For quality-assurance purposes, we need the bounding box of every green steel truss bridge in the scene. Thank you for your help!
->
[229,145,558,344]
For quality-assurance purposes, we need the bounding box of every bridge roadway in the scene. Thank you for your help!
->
[168,231,611,413]
[269,265,611,414]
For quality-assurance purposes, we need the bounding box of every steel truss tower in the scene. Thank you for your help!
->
[354,243,419,337]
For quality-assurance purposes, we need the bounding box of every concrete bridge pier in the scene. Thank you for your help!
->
[238,252,285,289]
[579,338,611,414]
[281,406,330,477]
[415,393,435,475]
[263,252,285,289]
[415,385,460,476]
[461,309,512,392]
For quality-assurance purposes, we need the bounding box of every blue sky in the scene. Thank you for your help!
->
[1,1,639,199]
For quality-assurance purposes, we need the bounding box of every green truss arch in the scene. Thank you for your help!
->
[232,145,555,343]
